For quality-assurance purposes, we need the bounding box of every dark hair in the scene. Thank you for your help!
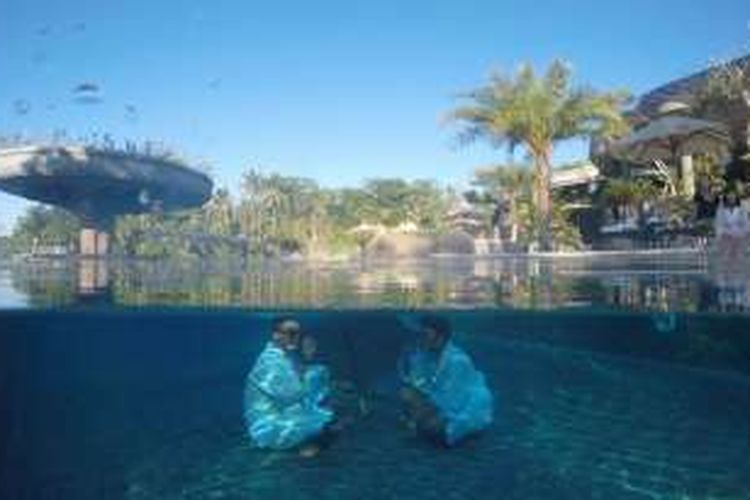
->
[723,192,740,207]
[271,315,299,334]
[420,314,452,339]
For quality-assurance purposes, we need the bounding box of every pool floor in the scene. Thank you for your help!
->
[122,341,750,499]
[2,312,749,499]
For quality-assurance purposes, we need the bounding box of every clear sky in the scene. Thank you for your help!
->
[1,0,749,234]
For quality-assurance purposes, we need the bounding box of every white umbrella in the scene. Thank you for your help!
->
[610,115,731,198]
[450,217,484,227]
[611,115,730,162]
[348,223,384,235]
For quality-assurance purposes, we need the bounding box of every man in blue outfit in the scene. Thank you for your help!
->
[243,317,334,456]
[399,315,493,446]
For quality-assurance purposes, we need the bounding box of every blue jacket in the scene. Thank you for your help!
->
[402,341,493,445]
[244,342,334,449]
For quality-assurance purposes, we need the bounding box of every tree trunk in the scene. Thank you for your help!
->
[534,148,553,252]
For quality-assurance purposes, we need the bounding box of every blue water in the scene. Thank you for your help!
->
[2,308,749,499]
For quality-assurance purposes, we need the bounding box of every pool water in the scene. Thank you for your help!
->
[0,253,727,311]
[2,309,748,499]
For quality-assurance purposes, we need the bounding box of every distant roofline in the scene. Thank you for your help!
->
[634,54,750,118]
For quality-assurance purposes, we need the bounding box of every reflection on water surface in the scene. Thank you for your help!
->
[1,252,746,312]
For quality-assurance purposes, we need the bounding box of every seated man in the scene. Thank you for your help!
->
[243,317,334,455]
[399,315,493,446]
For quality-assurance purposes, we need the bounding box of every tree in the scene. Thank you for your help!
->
[472,164,532,243]
[0,235,12,259]
[10,205,81,253]
[203,188,236,237]
[693,59,750,182]
[324,179,449,232]
[694,59,750,152]
[601,179,642,221]
[449,60,630,250]
[238,169,332,254]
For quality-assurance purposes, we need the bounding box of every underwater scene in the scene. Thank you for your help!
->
[4,1,750,498]
[1,257,749,500]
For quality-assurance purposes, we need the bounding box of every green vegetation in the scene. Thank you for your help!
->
[468,164,584,250]
[109,172,453,260]
[0,235,11,259]
[448,60,630,250]
[0,161,579,259]
[4,205,80,256]
[0,157,589,261]
[600,178,657,223]
[694,59,750,181]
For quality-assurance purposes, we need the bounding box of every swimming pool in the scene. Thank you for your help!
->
[1,257,749,499]
[0,252,730,311]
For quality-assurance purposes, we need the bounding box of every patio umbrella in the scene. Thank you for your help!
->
[611,115,730,161]
[450,216,484,227]
[610,115,731,197]
[348,223,384,235]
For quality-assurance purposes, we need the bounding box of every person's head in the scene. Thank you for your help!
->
[419,315,452,353]
[271,316,302,352]
[724,191,739,207]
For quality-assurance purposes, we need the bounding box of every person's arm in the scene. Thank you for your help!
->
[714,205,726,237]
[397,349,413,385]
[252,350,306,408]
[740,205,750,234]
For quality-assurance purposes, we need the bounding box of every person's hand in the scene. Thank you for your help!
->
[301,336,317,361]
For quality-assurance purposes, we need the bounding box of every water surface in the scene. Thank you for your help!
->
[1,252,741,312]
[1,255,749,499]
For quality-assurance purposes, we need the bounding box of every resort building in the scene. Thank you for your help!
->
[633,54,750,150]
[584,54,750,249]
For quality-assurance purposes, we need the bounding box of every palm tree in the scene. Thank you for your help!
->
[601,179,641,221]
[601,178,660,228]
[473,164,532,244]
[449,60,630,250]
[204,188,235,236]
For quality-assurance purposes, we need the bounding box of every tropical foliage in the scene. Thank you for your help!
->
[600,178,658,221]
[693,58,750,180]
[472,164,532,242]
[469,164,583,250]
[448,59,630,250]
[5,206,80,254]
[110,172,453,259]
[694,59,750,130]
